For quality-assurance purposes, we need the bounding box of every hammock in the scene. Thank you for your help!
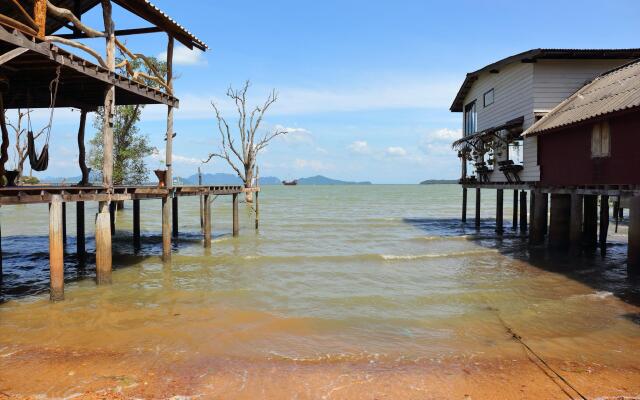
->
[27,66,60,172]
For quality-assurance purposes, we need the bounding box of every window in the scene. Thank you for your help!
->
[483,89,494,107]
[464,101,477,135]
[591,121,611,158]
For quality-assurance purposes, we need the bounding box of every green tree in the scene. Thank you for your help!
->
[89,53,167,185]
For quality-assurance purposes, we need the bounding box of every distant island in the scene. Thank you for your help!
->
[420,179,458,185]
[39,173,372,186]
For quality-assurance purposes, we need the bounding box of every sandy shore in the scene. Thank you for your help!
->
[1,345,639,399]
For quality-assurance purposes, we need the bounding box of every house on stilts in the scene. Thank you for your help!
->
[0,1,257,301]
[450,48,640,265]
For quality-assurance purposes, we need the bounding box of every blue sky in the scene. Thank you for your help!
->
[15,0,640,183]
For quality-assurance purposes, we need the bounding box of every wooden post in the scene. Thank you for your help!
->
[0,215,3,284]
[512,190,518,230]
[172,196,178,238]
[569,193,583,250]
[600,195,609,251]
[255,191,260,230]
[496,189,504,234]
[519,191,527,233]
[109,201,115,235]
[101,0,115,188]
[529,190,535,232]
[614,198,620,233]
[133,199,140,250]
[49,195,64,301]
[530,190,546,245]
[583,195,598,247]
[33,0,47,38]
[76,201,85,261]
[203,194,211,247]
[232,193,239,237]
[95,201,112,285]
[541,193,549,236]
[77,110,90,185]
[162,196,171,260]
[628,196,640,268]
[461,187,467,223]
[61,202,67,247]
[475,188,481,229]
[198,167,204,232]
[549,194,571,249]
[165,35,174,188]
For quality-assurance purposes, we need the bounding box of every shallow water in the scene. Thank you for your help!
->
[0,185,639,398]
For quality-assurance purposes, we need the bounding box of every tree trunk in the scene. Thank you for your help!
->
[244,164,254,203]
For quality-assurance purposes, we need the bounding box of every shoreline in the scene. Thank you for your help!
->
[1,343,639,399]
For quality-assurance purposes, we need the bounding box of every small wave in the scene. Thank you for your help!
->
[413,235,474,242]
[267,350,384,364]
[570,291,614,301]
[381,249,499,261]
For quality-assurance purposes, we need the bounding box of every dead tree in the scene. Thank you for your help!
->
[205,81,286,202]
[5,109,44,180]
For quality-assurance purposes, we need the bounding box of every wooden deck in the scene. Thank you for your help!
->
[0,184,252,205]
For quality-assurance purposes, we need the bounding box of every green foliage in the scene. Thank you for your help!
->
[88,55,167,185]
[20,175,39,184]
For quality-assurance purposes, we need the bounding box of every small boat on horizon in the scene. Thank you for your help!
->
[282,180,298,186]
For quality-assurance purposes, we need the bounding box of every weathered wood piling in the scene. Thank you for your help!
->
[629,196,640,267]
[203,194,211,247]
[461,187,467,223]
[549,194,571,248]
[133,199,141,250]
[76,201,85,261]
[232,193,239,237]
[95,201,112,285]
[495,189,504,234]
[49,195,64,301]
[475,188,481,228]
[519,191,527,233]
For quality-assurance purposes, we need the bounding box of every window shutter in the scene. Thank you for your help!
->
[601,121,611,157]
[591,123,602,157]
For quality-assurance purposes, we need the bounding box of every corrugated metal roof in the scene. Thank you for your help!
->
[523,59,640,136]
[449,48,640,112]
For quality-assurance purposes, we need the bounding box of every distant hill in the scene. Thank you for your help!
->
[297,175,372,185]
[420,179,458,185]
[180,173,281,185]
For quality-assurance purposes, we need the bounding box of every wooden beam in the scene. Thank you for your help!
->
[203,194,211,247]
[0,12,38,37]
[133,199,141,250]
[49,195,64,301]
[101,0,115,188]
[461,187,467,223]
[56,26,163,39]
[519,191,527,233]
[76,201,85,262]
[232,193,239,237]
[161,196,171,259]
[475,188,481,229]
[33,0,47,37]
[530,190,546,245]
[549,194,571,249]
[629,196,640,268]
[583,195,598,247]
[512,190,518,230]
[600,195,609,252]
[172,196,178,238]
[496,189,504,234]
[0,48,28,66]
[62,202,67,247]
[165,34,174,187]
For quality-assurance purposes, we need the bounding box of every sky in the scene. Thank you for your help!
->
[13,0,640,183]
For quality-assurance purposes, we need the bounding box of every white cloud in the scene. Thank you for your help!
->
[385,146,407,157]
[419,127,461,156]
[275,125,314,146]
[150,150,203,166]
[158,45,207,66]
[348,140,371,154]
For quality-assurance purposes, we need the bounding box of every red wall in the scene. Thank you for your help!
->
[539,111,640,185]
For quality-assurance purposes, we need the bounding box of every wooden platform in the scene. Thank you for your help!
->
[0,184,249,205]
[461,182,640,196]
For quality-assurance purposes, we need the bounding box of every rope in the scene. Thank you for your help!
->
[43,66,61,146]
[485,304,588,400]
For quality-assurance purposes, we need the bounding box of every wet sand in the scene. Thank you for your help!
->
[1,343,640,399]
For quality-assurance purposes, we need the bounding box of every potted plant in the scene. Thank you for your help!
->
[154,161,167,188]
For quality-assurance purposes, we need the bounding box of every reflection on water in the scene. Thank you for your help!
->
[0,185,639,398]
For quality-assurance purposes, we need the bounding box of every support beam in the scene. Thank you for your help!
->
[255,191,260,230]
[541,193,549,236]
[0,215,3,284]
[512,190,518,230]
[583,195,598,247]
[76,201,85,261]
[109,201,116,235]
[33,0,47,38]
[519,191,527,233]
[629,196,640,268]
[101,0,115,189]
[203,194,211,247]
[475,188,481,229]
[77,110,90,185]
[165,34,174,188]
[529,190,535,232]
[232,193,239,237]
[569,193,583,250]
[57,26,163,39]
[49,195,64,301]
[95,201,112,285]
[172,196,178,238]
[496,189,504,234]
[600,195,609,251]
[530,191,546,245]
[461,187,467,223]
[162,196,171,260]
[133,199,141,250]
[61,202,67,247]
[549,194,571,249]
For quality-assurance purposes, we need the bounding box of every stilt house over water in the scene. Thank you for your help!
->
[0,1,254,301]
[450,49,640,266]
